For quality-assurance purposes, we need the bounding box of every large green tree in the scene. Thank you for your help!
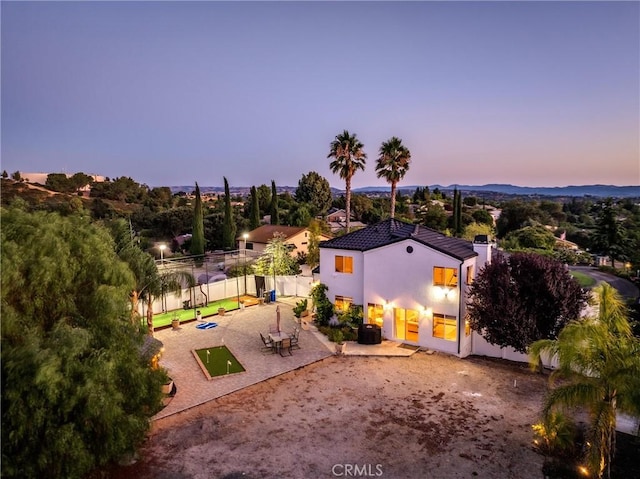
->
[530,283,640,479]
[253,233,301,276]
[328,130,367,232]
[1,207,167,478]
[269,180,280,225]
[468,252,588,353]
[222,177,236,249]
[190,182,205,262]
[295,171,333,216]
[375,136,411,219]
[249,185,260,230]
[592,198,627,267]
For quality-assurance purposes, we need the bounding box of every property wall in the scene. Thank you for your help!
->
[140,274,313,316]
[471,332,558,368]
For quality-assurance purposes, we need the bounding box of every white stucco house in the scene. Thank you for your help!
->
[319,218,493,358]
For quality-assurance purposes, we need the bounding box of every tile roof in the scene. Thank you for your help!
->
[319,218,477,261]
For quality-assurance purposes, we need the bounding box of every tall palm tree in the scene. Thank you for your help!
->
[529,283,640,479]
[375,136,411,219]
[328,130,367,232]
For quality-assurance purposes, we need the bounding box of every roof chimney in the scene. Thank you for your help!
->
[473,235,493,267]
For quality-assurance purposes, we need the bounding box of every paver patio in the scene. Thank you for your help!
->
[153,298,333,419]
[153,297,418,420]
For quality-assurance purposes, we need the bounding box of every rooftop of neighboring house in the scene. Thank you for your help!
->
[319,218,478,261]
[239,224,309,244]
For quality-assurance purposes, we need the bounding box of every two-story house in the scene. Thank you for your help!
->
[319,218,492,357]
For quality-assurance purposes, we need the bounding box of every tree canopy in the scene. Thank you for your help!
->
[253,233,301,276]
[190,182,205,261]
[467,252,588,353]
[375,136,411,219]
[328,130,367,232]
[1,206,167,478]
[295,171,332,216]
[530,283,640,479]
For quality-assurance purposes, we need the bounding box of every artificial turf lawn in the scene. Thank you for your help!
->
[150,298,243,328]
[195,346,245,377]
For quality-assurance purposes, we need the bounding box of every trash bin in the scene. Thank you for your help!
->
[196,310,202,321]
[357,324,382,344]
[270,290,276,302]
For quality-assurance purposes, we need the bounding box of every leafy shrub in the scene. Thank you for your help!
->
[337,304,363,328]
[293,298,308,318]
[310,283,333,327]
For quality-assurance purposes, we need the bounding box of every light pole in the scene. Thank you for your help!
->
[159,244,166,265]
[242,233,249,295]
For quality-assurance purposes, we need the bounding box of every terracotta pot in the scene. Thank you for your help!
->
[218,308,225,316]
[171,319,180,330]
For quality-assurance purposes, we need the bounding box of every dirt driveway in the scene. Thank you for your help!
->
[109,351,547,479]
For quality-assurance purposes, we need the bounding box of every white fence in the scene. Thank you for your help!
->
[139,274,313,315]
[471,332,558,368]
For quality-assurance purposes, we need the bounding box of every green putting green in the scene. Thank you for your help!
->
[149,298,242,328]
[195,346,245,378]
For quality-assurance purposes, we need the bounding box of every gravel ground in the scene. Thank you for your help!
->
[107,352,548,479]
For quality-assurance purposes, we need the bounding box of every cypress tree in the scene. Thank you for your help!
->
[223,177,236,249]
[452,187,463,237]
[270,180,280,225]
[190,182,205,264]
[250,185,260,230]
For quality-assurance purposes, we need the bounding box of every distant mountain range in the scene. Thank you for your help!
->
[171,183,639,198]
[355,184,640,198]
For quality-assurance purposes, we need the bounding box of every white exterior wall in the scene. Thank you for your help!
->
[362,240,469,355]
[319,240,499,358]
[319,248,365,305]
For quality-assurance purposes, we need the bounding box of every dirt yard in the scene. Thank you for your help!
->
[109,352,548,479]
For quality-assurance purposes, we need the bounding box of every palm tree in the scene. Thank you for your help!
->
[328,130,367,232]
[375,136,411,219]
[144,269,195,335]
[529,283,640,479]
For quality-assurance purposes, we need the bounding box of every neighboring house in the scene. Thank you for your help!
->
[319,218,493,357]
[238,225,332,257]
[327,208,349,222]
[325,208,366,233]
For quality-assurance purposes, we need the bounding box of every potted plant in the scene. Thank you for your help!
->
[293,298,308,323]
[162,378,174,395]
[333,329,345,355]
[218,307,225,316]
[171,314,180,330]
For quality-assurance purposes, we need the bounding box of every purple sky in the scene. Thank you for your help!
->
[2,1,638,189]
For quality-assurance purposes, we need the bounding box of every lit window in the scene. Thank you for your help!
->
[367,303,384,327]
[466,265,474,285]
[335,255,353,274]
[335,295,353,312]
[433,313,457,341]
[434,267,457,287]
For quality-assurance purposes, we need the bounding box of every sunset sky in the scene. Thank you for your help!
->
[2,1,638,189]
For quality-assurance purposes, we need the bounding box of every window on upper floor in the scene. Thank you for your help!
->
[433,266,457,287]
[335,255,353,274]
[466,265,474,285]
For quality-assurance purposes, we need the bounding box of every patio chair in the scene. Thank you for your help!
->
[279,337,293,356]
[289,328,300,350]
[260,332,275,352]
